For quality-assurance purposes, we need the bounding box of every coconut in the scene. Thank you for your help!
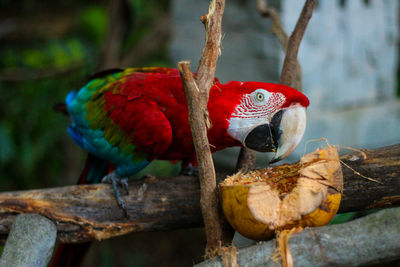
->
[219,145,343,240]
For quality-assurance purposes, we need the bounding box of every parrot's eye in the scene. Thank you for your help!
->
[256,92,265,102]
[251,89,271,105]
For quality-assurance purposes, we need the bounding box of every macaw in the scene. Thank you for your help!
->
[51,66,309,266]
[64,67,309,205]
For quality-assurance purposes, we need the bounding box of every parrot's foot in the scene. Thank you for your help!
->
[180,164,199,177]
[102,172,129,217]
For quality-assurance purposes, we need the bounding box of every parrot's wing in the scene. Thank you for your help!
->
[67,77,173,174]
[103,94,173,160]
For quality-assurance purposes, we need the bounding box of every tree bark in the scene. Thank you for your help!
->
[0,144,398,244]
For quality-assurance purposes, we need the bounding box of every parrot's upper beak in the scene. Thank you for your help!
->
[243,104,306,163]
[269,104,306,163]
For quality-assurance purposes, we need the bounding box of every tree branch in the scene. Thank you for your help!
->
[178,62,231,255]
[194,207,400,267]
[279,0,317,89]
[0,144,398,244]
[256,0,303,91]
[235,148,257,173]
[178,0,231,256]
[196,0,225,105]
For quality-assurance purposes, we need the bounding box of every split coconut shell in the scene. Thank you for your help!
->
[219,145,343,240]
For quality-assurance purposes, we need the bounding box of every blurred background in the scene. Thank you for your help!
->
[0,0,398,266]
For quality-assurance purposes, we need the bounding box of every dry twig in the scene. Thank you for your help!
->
[279,0,317,89]
[255,0,317,91]
[196,0,225,104]
[178,0,231,256]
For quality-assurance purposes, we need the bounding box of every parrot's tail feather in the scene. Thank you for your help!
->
[78,153,110,184]
[49,242,91,267]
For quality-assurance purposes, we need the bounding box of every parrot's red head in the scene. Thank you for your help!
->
[209,81,309,163]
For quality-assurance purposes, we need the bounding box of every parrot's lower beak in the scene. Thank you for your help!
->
[269,104,307,163]
[244,110,283,152]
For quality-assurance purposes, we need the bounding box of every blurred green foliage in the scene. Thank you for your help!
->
[0,39,88,70]
[79,6,109,45]
[0,1,205,266]
[0,0,172,191]
[0,75,83,189]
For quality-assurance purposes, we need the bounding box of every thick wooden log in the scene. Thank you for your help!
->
[0,175,203,243]
[0,144,398,243]
[339,144,400,212]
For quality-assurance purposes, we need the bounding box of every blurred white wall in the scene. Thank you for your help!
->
[283,0,399,156]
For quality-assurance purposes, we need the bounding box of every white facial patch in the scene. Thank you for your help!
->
[227,89,286,143]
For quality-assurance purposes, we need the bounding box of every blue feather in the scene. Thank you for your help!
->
[66,91,77,105]
[67,125,84,148]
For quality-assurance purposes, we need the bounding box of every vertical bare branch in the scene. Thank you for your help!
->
[196,0,225,104]
[279,0,317,87]
[179,62,226,256]
[235,148,256,173]
[178,0,231,257]
[256,0,306,91]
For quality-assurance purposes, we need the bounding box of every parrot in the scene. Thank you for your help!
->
[64,67,309,207]
[51,66,309,266]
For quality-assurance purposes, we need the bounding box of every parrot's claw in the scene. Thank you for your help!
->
[120,178,129,195]
[102,172,129,217]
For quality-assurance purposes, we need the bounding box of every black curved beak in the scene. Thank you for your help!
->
[244,110,283,153]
